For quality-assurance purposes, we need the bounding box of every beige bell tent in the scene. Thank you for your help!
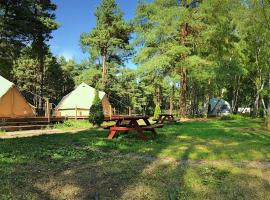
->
[0,75,35,118]
[54,83,111,117]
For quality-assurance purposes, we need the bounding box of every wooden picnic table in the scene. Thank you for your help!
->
[104,115,163,140]
[155,114,177,124]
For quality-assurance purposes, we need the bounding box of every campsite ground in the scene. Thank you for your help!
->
[1,118,270,200]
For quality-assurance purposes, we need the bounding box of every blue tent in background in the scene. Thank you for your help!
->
[208,98,231,116]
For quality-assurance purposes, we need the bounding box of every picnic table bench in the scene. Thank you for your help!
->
[154,114,177,124]
[104,115,163,140]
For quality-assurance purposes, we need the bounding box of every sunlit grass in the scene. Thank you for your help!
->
[1,118,270,199]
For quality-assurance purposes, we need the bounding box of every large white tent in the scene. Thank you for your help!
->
[54,83,111,117]
[0,75,35,117]
[208,98,231,116]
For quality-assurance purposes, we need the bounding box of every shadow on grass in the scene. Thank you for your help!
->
[0,120,270,199]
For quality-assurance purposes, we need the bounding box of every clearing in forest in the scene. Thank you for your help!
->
[1,118,270,200]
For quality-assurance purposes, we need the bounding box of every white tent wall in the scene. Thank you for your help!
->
[54,83,111,117]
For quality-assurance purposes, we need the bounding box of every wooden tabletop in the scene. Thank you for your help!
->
[104,115,149,121]
[159,114,174,116]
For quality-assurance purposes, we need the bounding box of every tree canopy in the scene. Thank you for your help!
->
[1,0,270,117]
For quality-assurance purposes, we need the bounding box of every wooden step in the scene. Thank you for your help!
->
[0,121,29,126]
[0,124,53,132]
[0,121,51,126]
[0,117,65,123]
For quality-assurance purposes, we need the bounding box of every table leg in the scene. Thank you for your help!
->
[143,118,157,136]
[123,120,132,135]
[131,119,147,140]
[107,119,123,139]
[156,115,162,124]
[161,116,166,124]
[108,130,117,139]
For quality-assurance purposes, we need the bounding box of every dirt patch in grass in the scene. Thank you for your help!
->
[0,128,90,139]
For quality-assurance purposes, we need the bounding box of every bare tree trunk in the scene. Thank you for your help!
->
[170,85,175,114]
[253,47,263,117]
[179,22,188,118]
[180,68,187,117]
[38,53,45,115]
[102,48,107,88]
[253,81,264,116]
[157,85,161,105]
[202,93,209,117]
[261,97,267,116]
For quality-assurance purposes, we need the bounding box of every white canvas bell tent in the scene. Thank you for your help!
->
[0,75,35,117]
[54,83,111,117]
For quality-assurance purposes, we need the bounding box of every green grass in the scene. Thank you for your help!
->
[1,118,270,199]
[53,119,92,130]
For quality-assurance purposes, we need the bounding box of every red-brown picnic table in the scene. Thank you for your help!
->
[104,115,163,140]
[155,114,177,124]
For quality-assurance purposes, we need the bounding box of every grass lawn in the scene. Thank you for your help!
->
[1,118,270,199]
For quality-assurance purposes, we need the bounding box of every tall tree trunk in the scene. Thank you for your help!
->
[38,55,44,115]
[169,85,175,115]
[102,48,107,88]
[253,48,262,117]
[253,80,264,117]
[232,81,239,114]
[157,85,161,105]
[179,23,188,117]
[39,51,45,110]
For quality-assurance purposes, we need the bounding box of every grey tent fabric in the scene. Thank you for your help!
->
[208,98,231,116]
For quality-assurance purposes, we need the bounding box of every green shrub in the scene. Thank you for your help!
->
[89,89,104,126]
[153,104,161,119]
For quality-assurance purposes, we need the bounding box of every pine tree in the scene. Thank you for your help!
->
[29,0,58,110]
[89,90,105,127]
[80,0,133,88]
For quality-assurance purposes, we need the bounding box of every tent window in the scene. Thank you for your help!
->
[221,104,228,110]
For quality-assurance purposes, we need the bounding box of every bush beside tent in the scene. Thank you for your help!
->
[89,90,104,126]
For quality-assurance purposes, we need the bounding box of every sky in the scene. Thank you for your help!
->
[49,0,139,67]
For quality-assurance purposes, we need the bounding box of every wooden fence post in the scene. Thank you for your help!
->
[46,98,50,123]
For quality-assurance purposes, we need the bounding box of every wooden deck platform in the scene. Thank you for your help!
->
[0,117,65,132]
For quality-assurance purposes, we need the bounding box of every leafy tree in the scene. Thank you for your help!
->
[29,0,58,110]
[74,59,102,88]
[58,57,76,95]
[134,0,205,117]
[89,90,105,126]
[80,0,133,88]
[12,48,74,106]
[0,0,33,79]
[0,0,58,93]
